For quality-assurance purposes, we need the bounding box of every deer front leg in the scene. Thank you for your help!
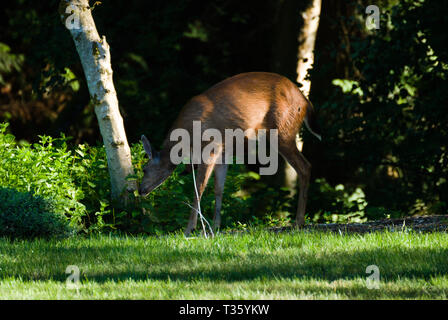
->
[213,163,228,231]
[185,160,219,236]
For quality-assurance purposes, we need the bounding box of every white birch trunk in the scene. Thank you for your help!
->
[59,0,136,202]
[285,0,322,192]
[296,0,322,97]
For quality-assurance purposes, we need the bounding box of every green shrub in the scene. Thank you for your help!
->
[0,122,369,236]
[89,144,261,234]
[0,188,73,239]
[0,123,86,217]
[3,120,408,237]
[307,178,368,223]
[0,124,257,235]
[0,123,87,232]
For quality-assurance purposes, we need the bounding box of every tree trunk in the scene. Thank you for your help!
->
[285,0,322,193]
[59,0,136,203]
[296,0,322,97]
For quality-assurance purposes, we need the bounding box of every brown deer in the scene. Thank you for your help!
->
[139,72,321,236]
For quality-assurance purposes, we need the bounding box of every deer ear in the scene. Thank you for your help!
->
[141,135,153,159]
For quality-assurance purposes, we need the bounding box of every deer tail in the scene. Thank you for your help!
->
[303,101,322,141]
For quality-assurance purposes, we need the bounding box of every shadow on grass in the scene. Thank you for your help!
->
[1,242,447,284]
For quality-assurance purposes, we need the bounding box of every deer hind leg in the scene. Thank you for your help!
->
[184,150,221,236]
[279,142,311,227]
[213,163,228,231]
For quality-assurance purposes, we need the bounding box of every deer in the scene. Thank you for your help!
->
[139,72,321,236]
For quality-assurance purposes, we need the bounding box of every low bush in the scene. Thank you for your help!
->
[0,123,87,233]
[1,121,406,237]
[0,122,263,235]
[0,188,73,239]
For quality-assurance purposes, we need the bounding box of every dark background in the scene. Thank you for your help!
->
[1,0,447,223]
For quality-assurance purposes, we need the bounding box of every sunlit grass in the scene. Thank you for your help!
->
[1,230,447,299]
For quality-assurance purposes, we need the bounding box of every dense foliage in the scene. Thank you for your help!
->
[0,123,290,236]
[311,0,447,217]
[0,188,73,239]
[0,0,446,237]
[0,123,85,222]
[1,122,370,237]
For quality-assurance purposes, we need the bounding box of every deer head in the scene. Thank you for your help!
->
[139,135,176,196]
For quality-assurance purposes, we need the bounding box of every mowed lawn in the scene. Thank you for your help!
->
[0,230,447,299]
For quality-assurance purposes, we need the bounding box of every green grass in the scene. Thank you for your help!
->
[1,230,448,299]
